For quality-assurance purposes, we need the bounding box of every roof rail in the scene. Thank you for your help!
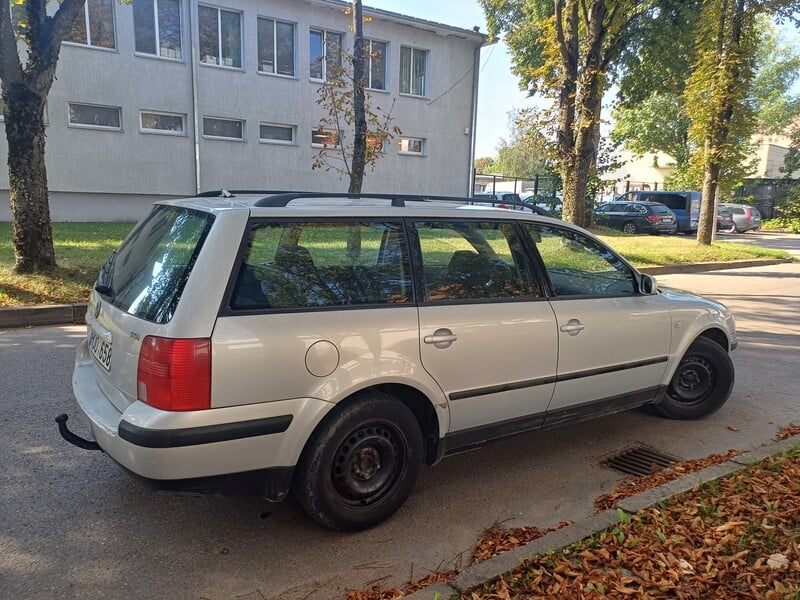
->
[197,189,295,198]
[251,191,479,208]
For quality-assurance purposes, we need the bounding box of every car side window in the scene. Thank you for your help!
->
[231,221,412,309]
[415,220,542,302]
[627,204,647,214]
[524,225,636,297]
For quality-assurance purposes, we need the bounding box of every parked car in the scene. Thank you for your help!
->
[719,203,761,232]
[472,192,557,218]
[58,191,736,531]
[716,205,736,232]
[594,200,678,234]
[617,190,701,234]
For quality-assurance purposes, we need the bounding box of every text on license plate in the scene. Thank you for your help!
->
[662,217,673,222]
[88,330,112,371]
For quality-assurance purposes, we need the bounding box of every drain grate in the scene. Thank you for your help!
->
[603,445,682,477]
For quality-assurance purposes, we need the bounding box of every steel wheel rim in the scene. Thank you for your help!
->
[668,355,716,404]
[331,422,405,507]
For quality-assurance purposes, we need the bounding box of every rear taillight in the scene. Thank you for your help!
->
[647,214,660,223]
[744,207,752,221]
[137,336,211,411]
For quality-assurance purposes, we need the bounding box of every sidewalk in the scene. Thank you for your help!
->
[0,257,792,329]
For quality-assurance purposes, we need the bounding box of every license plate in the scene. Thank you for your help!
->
[88,329,112,371]
[662,217,673,222]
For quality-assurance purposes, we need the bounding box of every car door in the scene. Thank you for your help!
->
[521,223,672,426]
[414,219,559,444]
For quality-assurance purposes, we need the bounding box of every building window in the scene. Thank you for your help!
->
[399,46,427,96]
[258,17,294,76]
[311,128,340,148]
[259,123,295,144]
[309,28,342,81]
[398,137,425,155]
[140,110,186,134]
[133,0,182,59]
[65,0,116,49]
[366,39,386,90]
[68,102,122,130]
[203,117,244,140]
[198,5,242,68]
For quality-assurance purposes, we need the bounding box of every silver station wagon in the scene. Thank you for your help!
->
[58,191,737,530]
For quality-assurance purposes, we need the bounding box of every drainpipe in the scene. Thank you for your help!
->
[468,42,481,196]
[187,1,202,193]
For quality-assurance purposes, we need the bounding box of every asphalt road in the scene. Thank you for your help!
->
[1,235,798,600]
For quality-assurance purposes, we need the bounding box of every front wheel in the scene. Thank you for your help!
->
[292,392,423,530]
[621,221,638,234]
[652,337,734,419]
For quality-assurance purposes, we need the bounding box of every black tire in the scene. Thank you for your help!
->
[621,221,638,234]
[652,337,734,419]
[292,391,423,531]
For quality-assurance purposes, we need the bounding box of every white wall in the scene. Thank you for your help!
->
[0,0,483,221]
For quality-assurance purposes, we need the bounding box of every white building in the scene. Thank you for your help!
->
[0,0,485,221]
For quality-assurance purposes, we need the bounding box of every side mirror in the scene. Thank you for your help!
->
[640,273,658,295]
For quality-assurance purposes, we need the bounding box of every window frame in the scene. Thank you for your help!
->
[63,0,117,51]
[309,27,343,82]
[259,122,296,145]
[398,136,425,156]
[257,16,296,77]
[365,38,387,91]
[399,45,428,97]
[202,116,245,141]
[67,102,123,131]
[133,0,183,60]
[198,4,243,69]
[139,110,187,135]
[311,127,341,148]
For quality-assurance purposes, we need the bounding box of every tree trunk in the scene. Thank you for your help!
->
[4,83,55,273]
[348,0,367,194]
[698,138,720,245]
[555,0,579,224]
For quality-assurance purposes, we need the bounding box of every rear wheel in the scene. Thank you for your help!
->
[622,221,638,234]
[652,337,734,419]
[292,391,423,530]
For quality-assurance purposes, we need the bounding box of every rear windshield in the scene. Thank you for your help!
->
[651,204,672,215]
[100,206,214,324]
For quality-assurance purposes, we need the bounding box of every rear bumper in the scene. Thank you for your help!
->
[69,340,333,489]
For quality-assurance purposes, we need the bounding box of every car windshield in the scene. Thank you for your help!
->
[101,206,214,324]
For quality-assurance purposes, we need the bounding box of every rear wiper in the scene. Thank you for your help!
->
[95,251,117,298]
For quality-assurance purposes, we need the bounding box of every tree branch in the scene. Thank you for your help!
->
[0,0,23,84]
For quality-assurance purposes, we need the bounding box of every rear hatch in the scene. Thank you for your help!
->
[86,205,216,412]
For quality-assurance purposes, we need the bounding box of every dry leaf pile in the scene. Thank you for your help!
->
[471,521,574,564]
[594,449,742,511]
[466,448,800,599]
[345,570,459,600]
[777,422,800,440]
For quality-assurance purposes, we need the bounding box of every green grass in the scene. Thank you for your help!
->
[0,222,135,307]
[0,221,791,307]
[595,228,789,266]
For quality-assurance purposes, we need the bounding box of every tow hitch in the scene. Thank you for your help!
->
[55,413,102,451]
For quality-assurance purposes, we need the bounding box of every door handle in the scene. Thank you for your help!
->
[559,319,585,336]
[424,328,457,349]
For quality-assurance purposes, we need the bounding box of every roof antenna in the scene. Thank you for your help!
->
[220,189,232,198]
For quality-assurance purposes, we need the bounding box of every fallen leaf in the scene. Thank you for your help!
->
[727,425,739,431]
[767,553,790,570]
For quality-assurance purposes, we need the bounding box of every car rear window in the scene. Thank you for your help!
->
[651,204,672,215]
[100,206,214,324]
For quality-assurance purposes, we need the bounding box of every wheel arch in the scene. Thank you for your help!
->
[297,384,443,468]
[696,326,731,353]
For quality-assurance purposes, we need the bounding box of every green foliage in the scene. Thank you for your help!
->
[611,94,693,170]
[765,180,800,231]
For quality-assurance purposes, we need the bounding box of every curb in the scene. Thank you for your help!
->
[0,303,87,329]
[404,434,800,600]
[0,258,793,330]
